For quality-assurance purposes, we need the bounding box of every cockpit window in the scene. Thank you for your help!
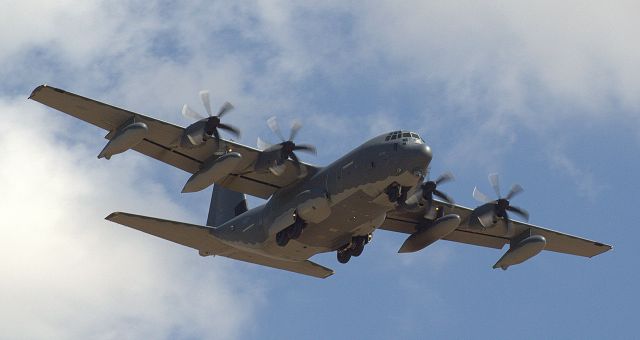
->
[402,132,411,138]
[411,133,418,138]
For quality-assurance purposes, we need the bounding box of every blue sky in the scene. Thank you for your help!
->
[0,1,637,339]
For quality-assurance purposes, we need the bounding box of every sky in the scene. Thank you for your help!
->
[0,1,638,339]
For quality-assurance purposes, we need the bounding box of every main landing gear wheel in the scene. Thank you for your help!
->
[276,212,307,247]
[276,230,290,247]
[351,237,366,257]
[336,234,371,263]
[386,183,402,203]
[337,249,352,264]
[287,219,304,239]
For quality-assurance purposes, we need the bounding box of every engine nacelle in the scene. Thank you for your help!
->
[182,152,242,193]
[398,214,461,253]
[493,233,546,270]
[98,122,148,159]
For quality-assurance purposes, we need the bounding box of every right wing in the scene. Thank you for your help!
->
[106,212,334,279]
[382,200,611,258]
[30,85,319,198]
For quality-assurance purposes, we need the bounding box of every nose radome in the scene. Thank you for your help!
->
[406,143,432,172]
[423,144,432,162]
[410,143,432,162]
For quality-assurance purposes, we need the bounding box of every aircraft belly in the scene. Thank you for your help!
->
[298,190,387,250]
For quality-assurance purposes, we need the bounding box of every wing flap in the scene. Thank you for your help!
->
[106,212,333,278]
[443,229,507,249]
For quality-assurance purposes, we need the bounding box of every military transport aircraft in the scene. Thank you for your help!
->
[29,85,611,278]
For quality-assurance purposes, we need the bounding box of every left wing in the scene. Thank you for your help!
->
[382,200,612,258]
[29,85,318,198]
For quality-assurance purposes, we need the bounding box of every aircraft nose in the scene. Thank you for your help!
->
[404,142,432,173]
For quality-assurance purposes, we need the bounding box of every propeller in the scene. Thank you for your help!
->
[473,173,529,231]
[259,116,316,175]
[405,171,455,218]
[182,90,240,142]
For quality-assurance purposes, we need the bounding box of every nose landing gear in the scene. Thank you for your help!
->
[336,234,371,263]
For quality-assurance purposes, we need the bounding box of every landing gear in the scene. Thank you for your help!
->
[276,211,307,247]
[336,234,372,263]
[351,236,366,257]
[386,183,402,203]
[337,248,352,264]
[276,230,290,247]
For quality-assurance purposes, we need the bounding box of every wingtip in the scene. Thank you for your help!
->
[105,212,122,221]
[321,271,335,279]
[28,84,47,99]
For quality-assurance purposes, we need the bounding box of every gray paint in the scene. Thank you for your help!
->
[210,133,432,261]
[207,185,248,228]
[29,85,612,277]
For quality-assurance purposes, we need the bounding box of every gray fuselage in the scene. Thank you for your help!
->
[213,131,432,261]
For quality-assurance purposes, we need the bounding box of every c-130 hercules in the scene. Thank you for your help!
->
[30,85,611,278]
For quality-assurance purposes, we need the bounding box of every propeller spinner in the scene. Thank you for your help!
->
[182,90,240,143]
[473,173,529,231]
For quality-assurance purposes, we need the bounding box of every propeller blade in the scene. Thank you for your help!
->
[269,163,287,176]
[186,132,200,145]
[404,191,422,206]
[267,116,286,141]
[266,143,284,152]
[473,187,493,203]
[218,123,241,137]
[293,144,317,155]
[289,120,302,141]
[199,90,213,116]
[217,102,234,118]
[433,189,455,205]
[506,205,529,221]
[503,211,512,235]
[478,210,496,229]
[505,184,524,200]
[435,171,454,185]
[290,152,301,170]
[489,173,501,198]
[257,137,273,150]
[182,104,205,120]
[423,200,434,219]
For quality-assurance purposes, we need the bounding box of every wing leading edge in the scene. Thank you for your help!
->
[29,85,319,198]
[382,201,611,258]
[106,212,334,279]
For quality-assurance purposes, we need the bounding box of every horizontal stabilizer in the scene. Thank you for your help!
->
[106,212,234,254]
[106,212,333,278]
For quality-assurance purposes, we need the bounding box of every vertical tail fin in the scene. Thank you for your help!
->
[207,185,248,227]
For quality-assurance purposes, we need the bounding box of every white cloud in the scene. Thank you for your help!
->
[0,98,263,339]
[0,1,635,336]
